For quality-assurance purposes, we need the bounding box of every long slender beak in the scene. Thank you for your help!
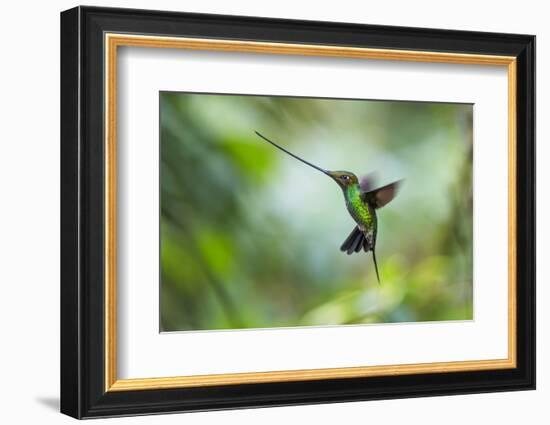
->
[255,131,329,175]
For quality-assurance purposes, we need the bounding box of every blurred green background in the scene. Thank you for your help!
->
[160,92,473,332]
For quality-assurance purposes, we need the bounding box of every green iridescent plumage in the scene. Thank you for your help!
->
[255,131,401,283]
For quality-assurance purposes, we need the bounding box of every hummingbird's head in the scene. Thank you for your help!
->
[327,171,359,189]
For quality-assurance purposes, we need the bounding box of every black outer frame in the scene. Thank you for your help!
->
[60,6,535,419]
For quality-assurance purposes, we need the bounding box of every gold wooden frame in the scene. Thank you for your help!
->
[104,33,517,392]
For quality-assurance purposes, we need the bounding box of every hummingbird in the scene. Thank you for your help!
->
[255,131,401,283]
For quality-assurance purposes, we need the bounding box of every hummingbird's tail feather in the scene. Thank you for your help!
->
[341,227,381,283]
[340,226,365,255]
[372,247,381,284]
[340,226,359,251]
[350,233,364,254]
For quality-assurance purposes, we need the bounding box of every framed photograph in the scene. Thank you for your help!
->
[60,6,535,419]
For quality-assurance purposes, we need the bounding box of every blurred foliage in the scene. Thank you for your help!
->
[160,92,473,331]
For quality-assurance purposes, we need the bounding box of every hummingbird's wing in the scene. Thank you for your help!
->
[359,172,378,193]
[362,180,402,208]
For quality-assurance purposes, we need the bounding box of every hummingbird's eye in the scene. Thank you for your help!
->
[341,175,349,181]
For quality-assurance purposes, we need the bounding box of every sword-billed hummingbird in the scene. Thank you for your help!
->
[255,131,401,283]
